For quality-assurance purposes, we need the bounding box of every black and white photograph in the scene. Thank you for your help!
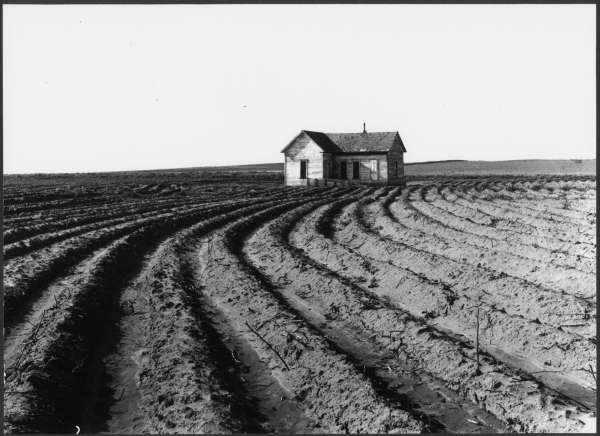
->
[2,2,597,434]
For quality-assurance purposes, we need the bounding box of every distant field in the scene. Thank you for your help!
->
[4,160,595,188]
[404,159,596,176]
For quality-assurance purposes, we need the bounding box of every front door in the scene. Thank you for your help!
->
[352,161,360,179]
[340,162,347,179]
[300,160,308,179]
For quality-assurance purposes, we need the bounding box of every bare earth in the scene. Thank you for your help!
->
[3,169,596,433]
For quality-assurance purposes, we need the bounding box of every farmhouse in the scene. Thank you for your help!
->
[281,125,406,186]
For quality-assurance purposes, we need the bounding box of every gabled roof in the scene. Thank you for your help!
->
[303,131,339,154]
[281,130,406,154]
[327,132,404,153]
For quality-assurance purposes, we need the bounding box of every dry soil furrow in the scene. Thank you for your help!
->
[3,206,208,330]
[2,190,299,258]
[474,179,596,223]
[1,185,291,234]
[434,185,592,246]
[3,194,308,331]
[2,194,218,243]
[194,195,428,433]
[441,185,595,244]
[242,198,594,432]
[374,189,596,326]
[290,194,596,401]
[452,182,596,229]
[395,186,596,277]
[490,183,596,217]
[100,201,316,433]
[3,195,316,433]
[3,202,216,260]
[417,186,594,260]
[316,196,596,392]
[404,185,596,274]
[477,194,596,227]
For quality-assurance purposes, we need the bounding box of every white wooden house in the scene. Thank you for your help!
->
[281,126,406,186]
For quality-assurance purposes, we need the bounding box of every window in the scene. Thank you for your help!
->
[370,160,378,180]
[395,161,399,178]
[300,160,308,179]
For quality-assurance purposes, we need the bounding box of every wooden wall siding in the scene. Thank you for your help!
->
[322,153,333,178]
[332,155,388,181]
[284,133,325,185]
[387,134,405,180]
[387,150,404,180]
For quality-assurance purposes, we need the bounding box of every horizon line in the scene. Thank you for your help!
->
[3,157,596,177]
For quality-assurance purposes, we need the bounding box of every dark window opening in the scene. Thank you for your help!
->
[352,161,360,179]
[300,160,308,179]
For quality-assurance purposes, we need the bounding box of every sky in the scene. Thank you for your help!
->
[2,4,596,174]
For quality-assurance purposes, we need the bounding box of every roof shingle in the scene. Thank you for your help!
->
[326,131,399,153]
[282,130,406,154]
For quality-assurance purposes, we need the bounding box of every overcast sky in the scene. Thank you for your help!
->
[3,4,596,174]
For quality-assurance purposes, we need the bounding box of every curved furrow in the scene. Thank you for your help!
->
[241,195,593,432]
[398,185,596,277]
[468,180,596,230]
[378,188,595,311]
[3,192,314,332]
[3,202,210,260]
[1,182,266,216]
[97,199,318,433]
[441,185,595,245]
[2,183,288,226]
[1,184,285,230]
[479,195,596,226]
[3,189,299,257]
[3,191,341,434]
[493,182,596,217]
[415,185,594,260]
[451,182,596,229]
[3,194,215,244]
[434,184,593,246]
[303,192,596,396]
[194,192,430,433]
[402,185,596,274]
[319,194,595,391]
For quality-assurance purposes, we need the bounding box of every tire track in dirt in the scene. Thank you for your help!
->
[241,194,594,432]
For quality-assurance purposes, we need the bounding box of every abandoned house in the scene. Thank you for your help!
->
[281,125,406,186]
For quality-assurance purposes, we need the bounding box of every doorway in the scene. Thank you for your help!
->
[352,161,360,179]
[340,162,347,179]
[300,160,308,179]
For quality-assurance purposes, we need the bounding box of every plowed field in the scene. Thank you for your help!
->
[3,174,596,433]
